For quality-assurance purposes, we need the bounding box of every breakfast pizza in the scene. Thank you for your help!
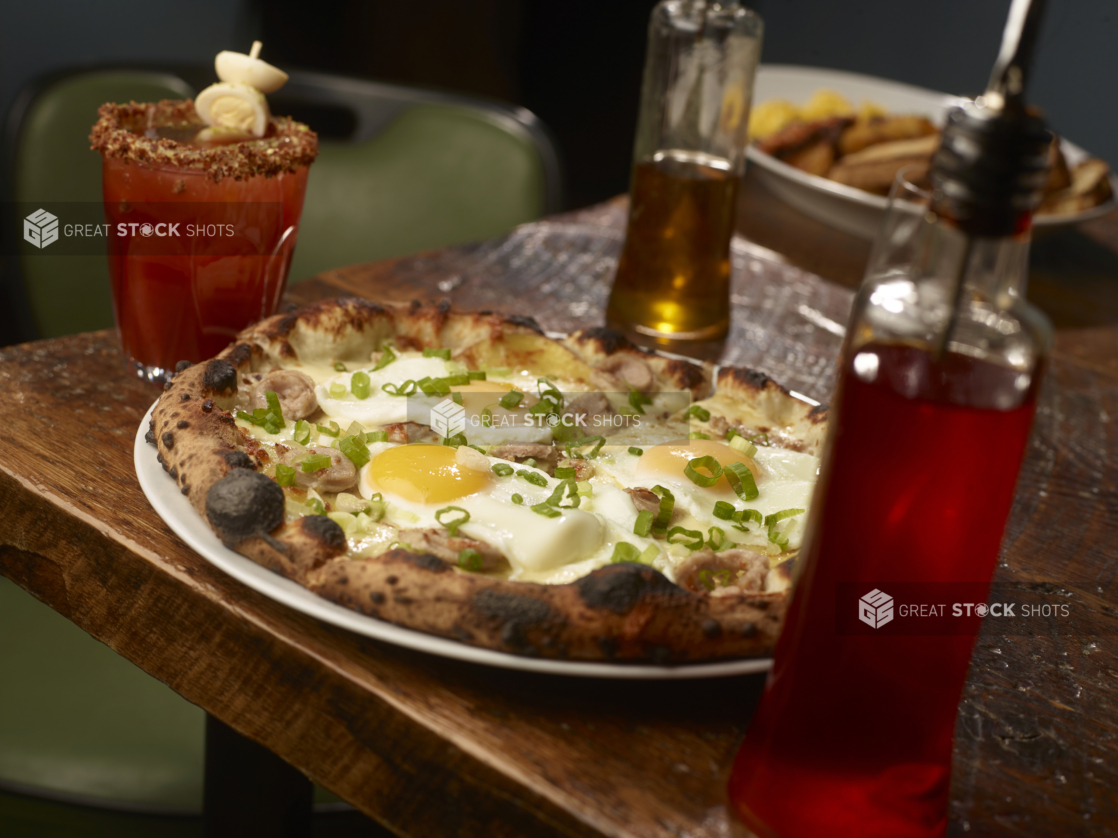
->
[148,297,826,662]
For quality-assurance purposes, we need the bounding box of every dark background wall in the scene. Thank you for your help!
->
[1,0,1114,210]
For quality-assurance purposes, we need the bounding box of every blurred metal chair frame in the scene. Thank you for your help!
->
[0,64,562,833]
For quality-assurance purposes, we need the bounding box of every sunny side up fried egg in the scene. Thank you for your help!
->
[235,349,819,586]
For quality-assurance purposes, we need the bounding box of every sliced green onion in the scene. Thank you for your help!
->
[575,480,592,497]
[435,506,470,536]
[316,421,340,437]
[372,346,397,371]
[684,455,723,487]
[423,347,452,360]
[481,406,493,427]
[764,508,804,551]
[667,526,705,550]
[417,376,451,397]
[249,411,282,435]
[764,508,806,528]
[293,419,311,445]
[517,469,548,488]
[338,435,371,468]
[366,430,388,443]
[652,485,675,532]
[451,391,463,406]
[345,421,367,440]
[522,458,537,469]
[749,431,771,446]
[487,366,512,377]
[333,361,347,372]
[365,499,386,522]
[351,371,371,400]
[729,434,757,457]
[536,378,564,409]
[511,493,523,505]
[301,454,333,472]
[565,435,605,459]
[611,542,641,563]
[382,380,418,396]
[639,544,659,563]
[689,431,711,440]
[329,383,347,399]
[544,479,580,509]
[305,497,326,515]
[628,446,643,456]
[734,508,764,527]
[499,390,524,410]
[458,548,483,572]
[530,502,562,518]
[466,370,486,381]
[708,526,728,551]
[442,432,469,448]
[628,387,652,415]
[634,509,654,537]
[686,404,711,421]
[275,464,295,487]
[724,461,759,501]
[713,501,736,520]
[491,463,514,477]
[554,466,577,479]
[264,391,285,427]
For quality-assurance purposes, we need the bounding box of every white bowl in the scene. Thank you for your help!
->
[746,65,1117,240]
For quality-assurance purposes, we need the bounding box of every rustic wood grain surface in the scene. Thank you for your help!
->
[1,171,1116,837]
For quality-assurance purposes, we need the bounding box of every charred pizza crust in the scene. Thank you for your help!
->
[149,297,824,662]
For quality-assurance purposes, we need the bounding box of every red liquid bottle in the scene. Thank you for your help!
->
[730,2,1053,832]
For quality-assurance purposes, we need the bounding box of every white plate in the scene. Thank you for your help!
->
[747,65,1118,240]
[134,403,772,679]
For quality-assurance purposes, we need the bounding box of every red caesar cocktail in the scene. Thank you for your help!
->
[90,99,316,383]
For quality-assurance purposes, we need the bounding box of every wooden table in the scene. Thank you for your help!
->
[1,171,1116,837]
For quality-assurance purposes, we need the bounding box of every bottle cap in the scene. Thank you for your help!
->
[930,101,1050,237]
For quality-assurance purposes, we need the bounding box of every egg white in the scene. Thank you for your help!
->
[591,441,818,552]
[357,444,620,577]
[316,356,452,427]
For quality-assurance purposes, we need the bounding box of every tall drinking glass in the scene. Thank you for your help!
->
[91,100,316,383]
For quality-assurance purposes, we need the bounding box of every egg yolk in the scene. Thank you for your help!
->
[368,443,491,504]
[635,438,760,494]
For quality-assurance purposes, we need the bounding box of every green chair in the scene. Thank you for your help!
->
[3,66,561,342]
[4,70,192,343]
[1,65,560,834]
